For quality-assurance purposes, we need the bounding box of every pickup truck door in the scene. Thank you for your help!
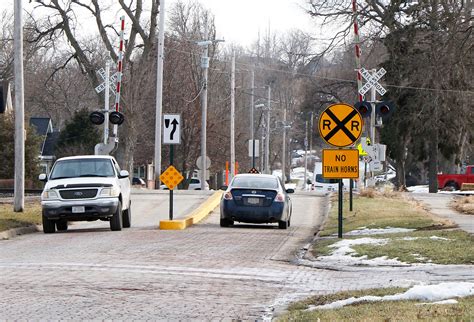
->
[113,160,131,209]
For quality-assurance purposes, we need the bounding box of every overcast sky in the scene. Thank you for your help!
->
[1,0,316,48]
[172,0,315,46]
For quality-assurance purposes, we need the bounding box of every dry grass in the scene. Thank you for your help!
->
[321,193,441,237]
[278,288,474,321]
[451,196,474,215]
[0,202,42,232]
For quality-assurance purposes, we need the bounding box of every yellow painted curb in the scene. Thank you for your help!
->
[159,191,223,230]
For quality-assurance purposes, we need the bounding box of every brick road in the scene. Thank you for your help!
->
[0,192,472,320]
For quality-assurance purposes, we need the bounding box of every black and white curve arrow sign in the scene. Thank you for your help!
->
[163,114,181,144]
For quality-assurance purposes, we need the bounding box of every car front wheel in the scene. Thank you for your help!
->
[42,212,56,234]
[122,201,131,228]
[110,201,123,231]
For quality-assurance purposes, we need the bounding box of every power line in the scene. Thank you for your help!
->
[164,46,474,96]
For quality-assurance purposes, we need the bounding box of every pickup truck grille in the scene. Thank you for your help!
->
[59,189,98,199]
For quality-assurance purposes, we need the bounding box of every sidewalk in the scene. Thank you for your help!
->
[409,193,473,234]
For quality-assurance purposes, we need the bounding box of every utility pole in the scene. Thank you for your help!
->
[309,111,314,155]
[230,53,235,181]
[196,33,224,189]
[199,30,209,190]
[282,108,287,184]
[304,119,308,191]
[250,69,255,168]
[265,86,271,174]
[261,124,265,171]
[14,0,24,212]
[154,0,165,189]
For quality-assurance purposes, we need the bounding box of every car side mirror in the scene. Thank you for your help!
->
[38,173,47,182]
[286,188,295,194]
[220,185,228,190]
[119,170,129,178]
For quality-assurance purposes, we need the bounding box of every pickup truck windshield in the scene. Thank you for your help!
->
[50,159,115,179]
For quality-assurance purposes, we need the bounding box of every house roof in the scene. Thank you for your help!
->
[30,117,52,136]
[42,131,60,157]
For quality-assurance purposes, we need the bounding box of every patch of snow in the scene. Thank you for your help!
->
[285,183,297,190]
[316,238,407,266]
[307,282,474,311]
[407,185,429,193]
[401,237,419,241]
[345,227,415,236]
[412,253,427,261]
[430,236,451,241]
[416,299,458,306]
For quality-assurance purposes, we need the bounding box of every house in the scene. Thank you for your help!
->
[29,117,60,174]
[0,81,13,114]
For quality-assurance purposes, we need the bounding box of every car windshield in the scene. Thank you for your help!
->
[50,159,115,179]
[315,174,338,184]
[231,176,279,189]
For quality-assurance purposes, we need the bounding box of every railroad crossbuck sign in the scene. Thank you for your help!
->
[95,68,118,94]
[322,149,359,179]
[359,67,387,96]
[163,114,181,144]
[318,103,363,147]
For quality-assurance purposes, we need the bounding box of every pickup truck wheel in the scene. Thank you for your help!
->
[122,202,131,228]
[446,182,459,190]
[110,201,123,231]
[42,212,56,234]
[56,220,68,231]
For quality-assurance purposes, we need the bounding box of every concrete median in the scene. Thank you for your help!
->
[159,191,223,230]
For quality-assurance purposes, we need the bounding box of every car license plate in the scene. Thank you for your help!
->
[72,206,85,213]
[247,197,260,205]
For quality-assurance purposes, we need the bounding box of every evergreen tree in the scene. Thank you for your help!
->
[56,109,100,157]
[0,113,41,182]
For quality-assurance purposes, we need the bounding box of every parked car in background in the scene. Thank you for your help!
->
[220,174,293,229]
[39,155,131,233]
[132,177,146,187]
[437,165,474,190]
[187,177,209,190]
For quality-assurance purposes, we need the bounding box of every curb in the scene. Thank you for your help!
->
[0,225,39,240]
[159,191,223,230]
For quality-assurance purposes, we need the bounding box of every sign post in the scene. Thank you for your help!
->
[319,103,362,238]
[161,114,182,220]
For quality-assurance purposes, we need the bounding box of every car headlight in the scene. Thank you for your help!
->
[42,190,59,200]
[100,186,120,197]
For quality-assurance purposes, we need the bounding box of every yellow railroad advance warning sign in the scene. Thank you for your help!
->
[160,165,184,190]
[318,103,363,147]
[322,149,359,179]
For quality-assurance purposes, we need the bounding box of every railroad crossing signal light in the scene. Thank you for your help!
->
[89,111,105,125]
[375,101,395,120]
[109,111,125,125]
[354,101,372,118]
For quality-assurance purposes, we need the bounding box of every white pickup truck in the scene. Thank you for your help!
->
[39,155,131,233]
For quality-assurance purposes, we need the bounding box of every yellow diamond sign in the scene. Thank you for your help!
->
[160,165,184,190]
